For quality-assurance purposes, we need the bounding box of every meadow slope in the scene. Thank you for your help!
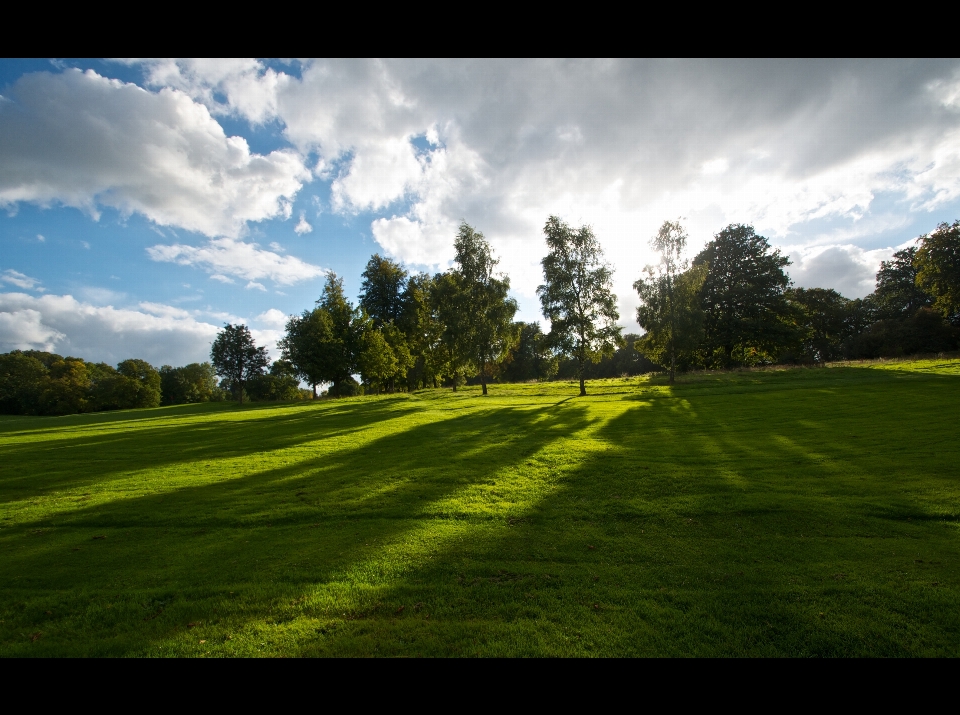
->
[1,360,958,657]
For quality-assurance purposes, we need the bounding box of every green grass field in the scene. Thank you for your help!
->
[2,359,958,657]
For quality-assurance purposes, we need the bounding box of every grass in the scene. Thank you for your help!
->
[1,359,958,657]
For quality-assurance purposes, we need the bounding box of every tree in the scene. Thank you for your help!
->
[786,288,851,363]
[915,220,960,325]
[400,273,449,389]
[246,360,304,401]
[538,216,623,396]
[0,351,47,414]
[436,223,518,395]
[501,322,558,383]
[633,220,706,382]
[693,224,794,368]
[315,273,363,396]
[210,324,269,404]
[357,328,398,393]
[159,362,220,405]
[279,273,363,397]
[279,308,331,397]
[359,254,409,328]
[871,247,932,320]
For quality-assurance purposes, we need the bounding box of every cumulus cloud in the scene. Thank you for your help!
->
[293,212,312,235]
[0,292,220,365]
[0,269,43,291]
[156,58,954,310]
[255,308,288,329]
[0,293,287,365]
[787,244,895,299]
[146,237,325,285]
[0,68,309,237]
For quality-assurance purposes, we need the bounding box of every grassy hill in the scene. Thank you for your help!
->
[1,359,958,656]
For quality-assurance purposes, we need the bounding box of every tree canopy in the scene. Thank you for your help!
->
[538,216,622,396]
[210,324,269,404]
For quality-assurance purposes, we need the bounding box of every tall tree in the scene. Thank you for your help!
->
[693,224,794,368]
[280,273,364,397]
[915,220,960,325]
[316,273,363,395]
[633,220,706,382]
[538,216,623,396]
[871,246,932,320]
[359,254,409,328]
[400,273,449,389]
[436,223,518,395]
[786,287,851,363]
[210,324,269,404]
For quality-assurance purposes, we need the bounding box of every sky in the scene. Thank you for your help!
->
[2,58,960,367]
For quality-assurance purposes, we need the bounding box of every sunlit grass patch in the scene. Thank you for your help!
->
[1,362,959,656]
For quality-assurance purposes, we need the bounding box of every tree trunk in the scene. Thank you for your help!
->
[480,358,488,395]
[670,350,676,384]
[238,381,244,405]
[312,383,317,399]
[579,375,586,396]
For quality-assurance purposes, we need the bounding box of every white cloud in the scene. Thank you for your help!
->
[248,59,960,310]
[0,292,220,365]
[146,237,325,285]
[36,233,45,242]
[255,308,288,329]
[209,273,234,284]
[0,269,43,291]
[787,244,895,299]
[0,306,64,350]
[0,292,287,365]
[0,68,309,237]
[245,281,267,291]
[293,212,312,235]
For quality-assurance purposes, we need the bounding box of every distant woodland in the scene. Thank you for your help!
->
[2,217,958,415]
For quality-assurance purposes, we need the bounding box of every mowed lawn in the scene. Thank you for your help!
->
[1,360,958,657]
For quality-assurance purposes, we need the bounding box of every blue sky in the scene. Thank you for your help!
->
[3,59,960,366]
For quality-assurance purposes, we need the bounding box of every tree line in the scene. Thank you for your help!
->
[634,219,960,382]
[2,216,957,414]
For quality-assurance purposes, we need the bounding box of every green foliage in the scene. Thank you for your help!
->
[693,224,795,368]
[556,334,661,379]
[0,351,47,414]
[0,351,162,415]
[915,220,960,325]
[159,363,221,405]
[279,308,331,396]
[538,216,622,395]
[784,287,855,363]
[401,273,450,390]
[501,322,558,383]
[3,363,960,656]
[359,254,409,329]
[210,324,270,404]
[634,222,706,381]
[357,328,398,392]
[872,247,932,320]
[284,273,364,396]
[436,223,518,395]
[844,307,958,359]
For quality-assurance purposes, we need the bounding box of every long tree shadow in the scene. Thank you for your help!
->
[0,401,593,656]
[273,373,960,657]
[0,398,419,502]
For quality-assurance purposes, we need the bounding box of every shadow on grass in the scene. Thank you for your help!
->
[0,402,593,656]
[3,365,958,656]
[278,371,960,657]
[0,398,419,501]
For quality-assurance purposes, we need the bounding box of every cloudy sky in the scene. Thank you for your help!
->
[3,58,960,366]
